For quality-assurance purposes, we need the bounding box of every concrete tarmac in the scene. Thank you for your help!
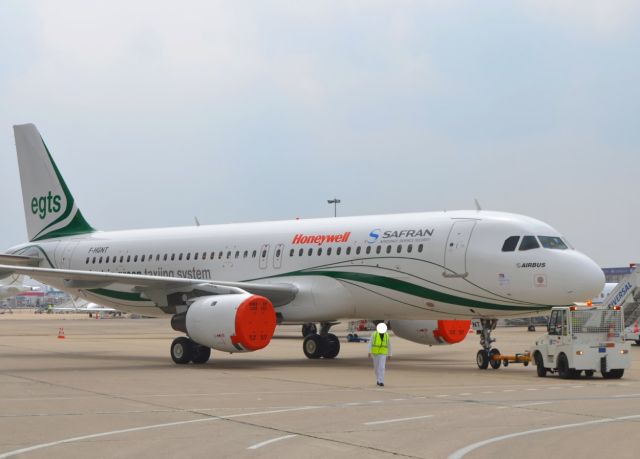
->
[1,312,639,458]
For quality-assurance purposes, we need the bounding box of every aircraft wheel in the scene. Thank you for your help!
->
[303,334,324,359]
[602,369,624,379]
[489,349,501,369]
[476,349,490,369]
[171,337,194,364]
[584,370,595,378]
[191,345,211,364]
[321,333,340,359]
[557,353,571,379]
[534,352,547,377]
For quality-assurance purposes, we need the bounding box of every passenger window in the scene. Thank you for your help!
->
[519,236,540,251]
[186,253,191,261]
[356,246,361,255]
[386,245,392,254]
[252,250,257,258]
[346,247,351,255]
[156,254,160,261]
[501,236,520,252]
[408,244,413,253]
[318,248,323,256]
[327,247,332,256]
[244,251,248,258]
[178,253,183,261]
[397,245,402,254]
[163,254,167,261]
[337,247,342,255]
[261,250,266,258]
[376,246,382,254]
[99,257,103,264]
[202,252,207,260]
[133,255,137,263]
[289,249,294,257]
[127,256,131,262]
[308,248,313,256]
[92,257,96,264]
[298,248,303,256]
[538,236,568,250]
[106,256,110,263]
[366,246,371,254]
[171,254,175,261]
[418,244,424,253]
[194,253,199,260]
[120,256,124,263]
[235,251,240,259]
[219,252,223,259]
[86,257,89,264]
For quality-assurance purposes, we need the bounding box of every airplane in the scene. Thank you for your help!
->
[52,298,121,316]
[0,124,604,368]
[0,275,37,300]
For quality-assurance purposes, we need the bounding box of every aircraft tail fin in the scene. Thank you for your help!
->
[13,124,95,242]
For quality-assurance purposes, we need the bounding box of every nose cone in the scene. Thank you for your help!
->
[566,252,605,303]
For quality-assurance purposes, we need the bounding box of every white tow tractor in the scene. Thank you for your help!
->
[530,305,631,379]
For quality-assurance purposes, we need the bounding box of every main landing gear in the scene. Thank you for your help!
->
[171,337,211,364]
[303,321,340,359]
[476,319,501,370]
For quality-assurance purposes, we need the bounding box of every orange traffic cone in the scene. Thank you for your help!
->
[57,327,65,339]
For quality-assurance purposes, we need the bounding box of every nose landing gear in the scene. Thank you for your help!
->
[476,319,501,369]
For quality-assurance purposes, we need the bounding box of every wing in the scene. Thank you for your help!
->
[0,264,298,311]
[0,254,40,267]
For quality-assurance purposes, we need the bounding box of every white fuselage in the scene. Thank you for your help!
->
[7,210,604,321]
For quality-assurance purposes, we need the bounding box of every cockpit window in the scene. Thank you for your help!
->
[502,236,520,252]
[538,236,568,250]
[519,235,540,251]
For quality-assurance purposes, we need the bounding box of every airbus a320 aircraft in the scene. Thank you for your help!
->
[0,124,604,368]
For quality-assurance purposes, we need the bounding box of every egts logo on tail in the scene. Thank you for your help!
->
[31,191,62,220]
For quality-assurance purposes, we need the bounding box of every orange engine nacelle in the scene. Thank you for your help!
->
[184,293,276,353]
[389,319,472,346]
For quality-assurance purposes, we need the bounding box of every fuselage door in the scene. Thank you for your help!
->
[259,244,270,269]
[443,220,477,278]
[273,243,284,269]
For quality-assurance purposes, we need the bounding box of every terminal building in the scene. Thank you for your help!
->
[603,265,636,283]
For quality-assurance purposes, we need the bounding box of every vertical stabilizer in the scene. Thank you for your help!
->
[13,124,94,242]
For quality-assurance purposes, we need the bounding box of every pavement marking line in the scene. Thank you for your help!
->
[613,394,640,398]
[512,402,552,408]
[448,414,640,459]
[247,435,298,450]
[364,415,434,426]
[0,406,321,459]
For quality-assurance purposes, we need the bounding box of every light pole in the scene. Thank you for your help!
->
[327,198,341,217]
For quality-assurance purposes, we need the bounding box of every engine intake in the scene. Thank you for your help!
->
[390,319,471,345]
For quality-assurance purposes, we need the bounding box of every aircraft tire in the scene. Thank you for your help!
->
[489,349,501,369]
[191,345,211,364]
[321,333,340,359]
[476,350,490,369]
[171,337,194,364]
[534,352,547,377]
[584,370,595,378]
[303,334,324,359]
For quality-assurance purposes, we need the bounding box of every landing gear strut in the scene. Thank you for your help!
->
[303,321,340,359]
[476,319,500,370]
[171,337,211,364]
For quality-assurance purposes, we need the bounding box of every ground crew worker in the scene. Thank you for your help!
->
[368,322,392,386]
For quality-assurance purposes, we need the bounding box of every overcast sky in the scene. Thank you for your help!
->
[1,1,639,267]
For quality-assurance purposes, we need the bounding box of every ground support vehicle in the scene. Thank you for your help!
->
[530,305,631,379]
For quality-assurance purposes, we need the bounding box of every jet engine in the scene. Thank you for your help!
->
[172,293,276,352]
[389,319,471,346]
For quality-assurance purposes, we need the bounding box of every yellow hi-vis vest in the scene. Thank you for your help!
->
[371,332,389,355]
